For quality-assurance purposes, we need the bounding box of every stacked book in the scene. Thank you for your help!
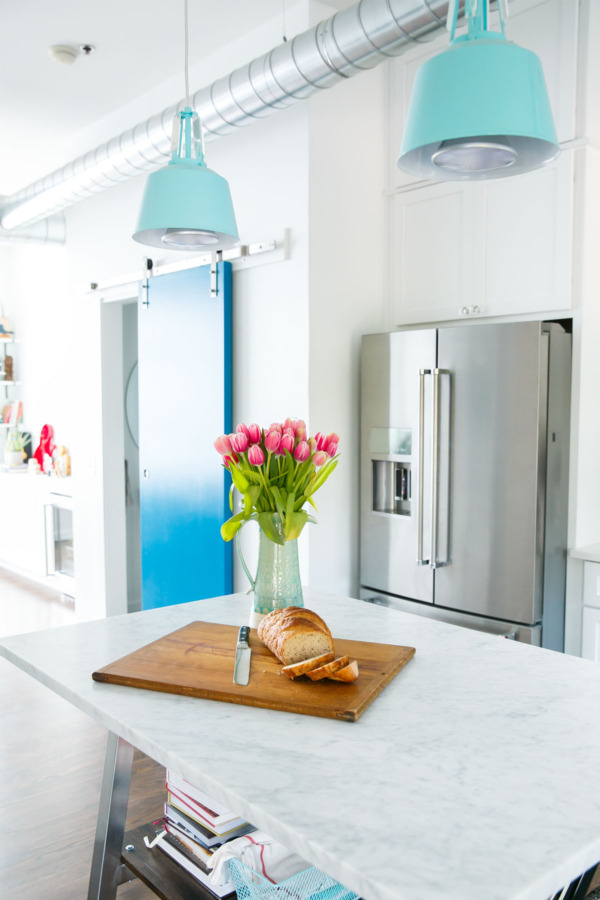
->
[155,769,255,897]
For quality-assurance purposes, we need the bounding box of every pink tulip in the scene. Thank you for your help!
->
[223,452,239,467]
[309,437,317,454]
[313,450,328,467]
[326,441,338,458]
[314,432,328,451]
[294,419,306,435]
[248,444,265,466]
[230,432,249,453]
[327,432,340,445]
[280,433,295,454]
[269,423,283,434]
[214,434,232,456]
[283,418,294,430]
[283,426,295,438]
[296,428,307,443]
[248,423,262,444]
[236,423,250,439]
[265,429,282,453]
[294,441,310,462]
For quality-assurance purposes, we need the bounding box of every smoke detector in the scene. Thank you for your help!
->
[48,44,95,65]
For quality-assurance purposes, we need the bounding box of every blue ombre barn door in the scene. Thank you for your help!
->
[138,262,232,609]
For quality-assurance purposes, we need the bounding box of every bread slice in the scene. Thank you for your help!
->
[281,652,336,679]
[327,660,359,682]
[306,655,350,681]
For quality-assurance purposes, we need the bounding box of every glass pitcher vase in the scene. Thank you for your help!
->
[237,529,304,626]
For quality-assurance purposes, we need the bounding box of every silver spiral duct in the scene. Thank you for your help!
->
[0,213,66,245]
[0,0,455,231]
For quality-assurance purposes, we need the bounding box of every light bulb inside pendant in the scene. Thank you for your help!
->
[161,228,221,249]
[432,137,518,174]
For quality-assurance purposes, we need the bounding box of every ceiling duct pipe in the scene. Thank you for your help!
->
[0,213,66,245]
[0,0,457,231]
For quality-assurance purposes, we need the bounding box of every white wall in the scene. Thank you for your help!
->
[306,6,387,596]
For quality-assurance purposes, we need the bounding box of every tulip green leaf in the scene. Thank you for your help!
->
[230,466,250,494]
[257,512,286,544]
[286,511,310,540]
[220,511,247,542]
[270,485,286,518]
[244,485,261,513]
[306,495,318,513]
[284,491,296,538]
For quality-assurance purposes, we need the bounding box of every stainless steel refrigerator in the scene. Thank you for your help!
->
[359,321,571,650]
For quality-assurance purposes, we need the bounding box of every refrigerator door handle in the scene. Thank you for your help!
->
[417,368,431,566]
[431,368,451,569]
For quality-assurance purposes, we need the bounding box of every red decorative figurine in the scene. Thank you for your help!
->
[33,424,56,473]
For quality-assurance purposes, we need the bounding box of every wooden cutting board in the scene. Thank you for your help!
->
[92,621,415,722]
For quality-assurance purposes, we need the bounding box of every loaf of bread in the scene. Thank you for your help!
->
[258,607,334,665]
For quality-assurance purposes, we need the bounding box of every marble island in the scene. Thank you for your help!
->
[1,590,600,900]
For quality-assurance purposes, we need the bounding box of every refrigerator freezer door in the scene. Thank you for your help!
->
[434,322,548,625]
[361,330,436,604]
[359,590,542,646]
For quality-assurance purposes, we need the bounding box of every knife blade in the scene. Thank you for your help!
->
[233,625,251,686]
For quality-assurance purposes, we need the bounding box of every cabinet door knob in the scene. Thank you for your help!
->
[143,468,150,479]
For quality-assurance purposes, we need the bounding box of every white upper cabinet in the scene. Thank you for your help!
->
[483,150,573,316]
[389,181,485,324]
[387,0,579,191]
[389,149,573,325]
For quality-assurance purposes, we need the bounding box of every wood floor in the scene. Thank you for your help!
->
[0,568,165,899]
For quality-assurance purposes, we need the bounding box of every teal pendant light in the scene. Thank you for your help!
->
[133,1,239,251]
[397,0,559,181]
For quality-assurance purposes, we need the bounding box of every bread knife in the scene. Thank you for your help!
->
[233,626,251,686]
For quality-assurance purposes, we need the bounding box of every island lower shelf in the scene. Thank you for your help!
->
[121,824,235,900]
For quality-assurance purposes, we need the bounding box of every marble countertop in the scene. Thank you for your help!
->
[570,543,600,563]
[1,590,600,900]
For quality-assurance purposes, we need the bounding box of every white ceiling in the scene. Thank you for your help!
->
[0,0,353,196]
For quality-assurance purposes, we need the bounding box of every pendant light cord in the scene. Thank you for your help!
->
[184,0,190,107]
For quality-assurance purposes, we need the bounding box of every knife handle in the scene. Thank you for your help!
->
[238,626,250,646]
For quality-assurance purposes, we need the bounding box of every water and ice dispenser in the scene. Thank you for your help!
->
[370,427,412,517]
[372,461,411,515]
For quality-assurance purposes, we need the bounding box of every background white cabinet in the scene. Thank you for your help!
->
[582,608,600,662]
[0,474,47,577]
[580,561,600,662]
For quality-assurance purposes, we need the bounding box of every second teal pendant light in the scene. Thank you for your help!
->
[398,0,559,181]
[133,0,239,251]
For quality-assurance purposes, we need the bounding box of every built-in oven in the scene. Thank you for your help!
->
[44,488,75,597]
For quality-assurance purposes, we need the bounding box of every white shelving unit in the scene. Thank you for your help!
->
[1,338,24,432]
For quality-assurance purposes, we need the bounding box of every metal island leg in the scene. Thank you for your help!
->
[88,732,135,900]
